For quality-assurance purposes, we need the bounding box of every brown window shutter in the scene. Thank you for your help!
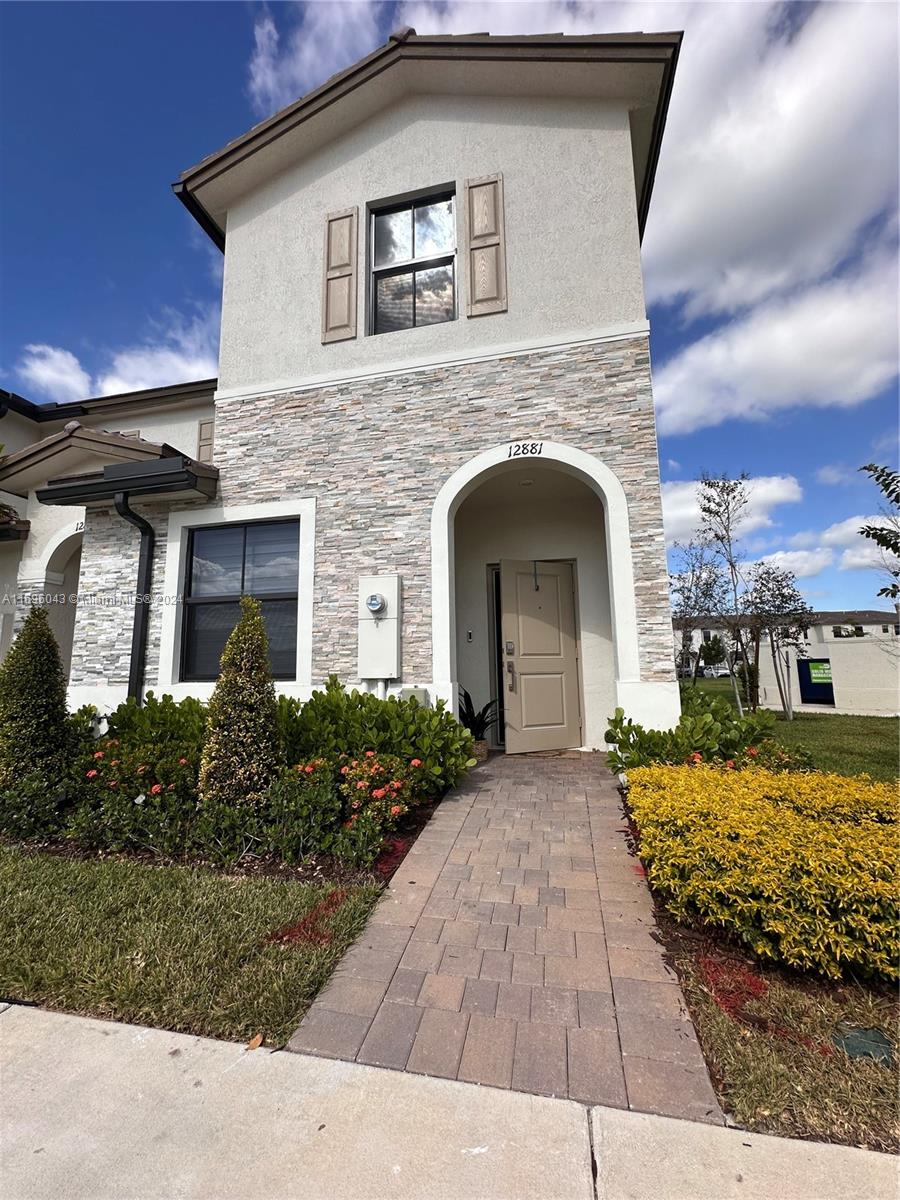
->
[197,419,214,464]
[321,206,358,343]
[464,174,508,316]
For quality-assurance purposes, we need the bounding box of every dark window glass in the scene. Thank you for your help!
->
[414,199,454,256]
[375,272,414,333]
[181,520,299,682]
[415,265,454,326]
[189,526,244,596]
[370,191,455,335]
[245,522,299,594]
[374,209,412,267]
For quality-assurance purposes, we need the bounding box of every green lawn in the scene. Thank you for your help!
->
[690,679,899,782]
[0,846,380,1045]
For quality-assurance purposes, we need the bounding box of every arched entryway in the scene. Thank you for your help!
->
[431,442,642,751]
[19,522,84,681]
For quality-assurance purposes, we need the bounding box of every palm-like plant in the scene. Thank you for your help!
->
[459,688,500,740]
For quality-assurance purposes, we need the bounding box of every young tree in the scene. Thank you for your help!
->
[199,595,283,811]
[670,539,727,683]
[697,475,752,713]
[700,634,727,672]
[0,605,69,788]
[744,563,813,721]
[858,463,900,604]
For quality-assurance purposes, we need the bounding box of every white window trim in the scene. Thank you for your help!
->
[156,498,316,701]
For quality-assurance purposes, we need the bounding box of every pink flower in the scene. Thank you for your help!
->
[340,766,349,775]
[167,783,175,790]
[725,760,735,770]
[108,781,118,789]
[178,757,188,766]
[356,781,367,790]
[689,752,702,764]
[747,747,759,758]
[86,769,98,779]
[150,784,162,795]
[390,805,402,817]
[372,788,386,800]
[410,758,422,768]
[93,750,105,760]
[304,765,314,774]
[365,750,375,758]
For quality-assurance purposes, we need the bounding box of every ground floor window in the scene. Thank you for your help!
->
[181,519,300,681]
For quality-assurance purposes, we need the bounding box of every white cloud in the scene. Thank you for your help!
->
[815,464,856,486]
[665,458,681,474]
[786,513,899,575]
[247,1,385,117]
[16,344,92,405]
[661,474,802,545]
[757,548,834,579]
[15,306,219,403]
[397,2,898,319]
[653,251,898,435]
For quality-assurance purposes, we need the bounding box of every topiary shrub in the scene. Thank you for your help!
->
[0,606,70,790]
[627,764,898,980]
[199,596,283,812]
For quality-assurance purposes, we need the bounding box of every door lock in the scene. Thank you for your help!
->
[506,660,516,692]
[505,641,515,654]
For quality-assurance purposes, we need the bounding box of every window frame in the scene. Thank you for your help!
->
[367,187,457,336]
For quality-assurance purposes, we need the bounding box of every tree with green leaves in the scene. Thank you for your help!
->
[859,463,900,602]
[0,605,69,788]
[700,634,727,670]
[198,596,283,811]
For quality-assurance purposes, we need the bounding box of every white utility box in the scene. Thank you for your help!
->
[357,574,401,680]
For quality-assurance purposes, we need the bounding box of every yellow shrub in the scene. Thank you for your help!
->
[627,765,898,980]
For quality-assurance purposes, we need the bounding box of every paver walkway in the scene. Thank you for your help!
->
[289,754,723,1123]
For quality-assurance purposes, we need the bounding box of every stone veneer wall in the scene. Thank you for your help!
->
[214,335,674,686]
[66,335,673,692]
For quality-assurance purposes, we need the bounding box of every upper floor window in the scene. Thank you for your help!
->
[181,519,299,682]
[370,191,456,335]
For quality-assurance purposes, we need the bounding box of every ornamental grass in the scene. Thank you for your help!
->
[627,764,898,981]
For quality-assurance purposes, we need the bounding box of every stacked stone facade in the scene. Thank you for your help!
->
[67,334,673,694]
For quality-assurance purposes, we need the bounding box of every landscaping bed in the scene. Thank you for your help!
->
[621,762,898,1152]
[0,844,381,1046]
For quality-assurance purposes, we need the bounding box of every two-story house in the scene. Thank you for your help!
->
[0,28,682,753]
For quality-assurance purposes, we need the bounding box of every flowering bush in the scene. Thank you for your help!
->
[67,736,200,857]
[334,752,424,865]
[255,759,343,862]
[627,764,898,980]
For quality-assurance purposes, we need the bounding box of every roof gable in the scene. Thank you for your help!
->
[175,28,682,249]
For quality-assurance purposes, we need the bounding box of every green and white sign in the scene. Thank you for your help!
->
[809,661,832,684]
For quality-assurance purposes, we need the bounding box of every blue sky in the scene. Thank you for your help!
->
[1,1,897,611]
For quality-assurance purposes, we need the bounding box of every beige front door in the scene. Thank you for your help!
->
[500,559,582,753]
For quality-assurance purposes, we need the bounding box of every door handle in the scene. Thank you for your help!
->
[506,660,516,692]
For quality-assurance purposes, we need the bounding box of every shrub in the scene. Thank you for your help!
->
[627,764,898,980]
[259,759,343,862]
[107,693,207,759]
[0,606,70,789]
[603,687,807,774]
[199,596,282,811]
[278,676,474,795]
[334,752,425,866]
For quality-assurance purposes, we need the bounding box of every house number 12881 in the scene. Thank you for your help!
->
[507,441,544,458]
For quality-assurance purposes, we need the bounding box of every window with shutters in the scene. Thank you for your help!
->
[180,519,300,681]
[368,190,456,335]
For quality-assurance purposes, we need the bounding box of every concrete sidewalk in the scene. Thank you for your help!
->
[1,1006,895,1200]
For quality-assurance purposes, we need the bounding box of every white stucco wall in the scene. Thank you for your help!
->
[759,641,900,716]
[454,482,615,750]
[217,92,646,397]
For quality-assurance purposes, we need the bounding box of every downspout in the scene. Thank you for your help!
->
[113,492,154,702]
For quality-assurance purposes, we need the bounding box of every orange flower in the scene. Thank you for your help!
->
[365,750,375,758]
[150,783,163,795]
[356,781,367,790]
[390,805,402,817]
[410,758,422,768]
[725,760,735,770]
[86,769,98,779]
[304,765,314,774]
[689,752,703,763]
[179,757,188,766]
[372,788,386,799]
[747,747,759,758]
[93,750,105,760]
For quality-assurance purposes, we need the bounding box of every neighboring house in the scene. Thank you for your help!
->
[0,28,682,753]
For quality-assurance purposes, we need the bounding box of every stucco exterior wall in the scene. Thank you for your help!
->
[217,93,646,397]
[759,641,900,716]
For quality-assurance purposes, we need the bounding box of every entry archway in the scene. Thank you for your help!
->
[430,442,642,748]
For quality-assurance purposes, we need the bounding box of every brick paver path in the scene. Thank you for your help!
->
[289,754,723,1124]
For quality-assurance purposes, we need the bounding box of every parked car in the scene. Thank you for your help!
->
[703,664,731,678]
